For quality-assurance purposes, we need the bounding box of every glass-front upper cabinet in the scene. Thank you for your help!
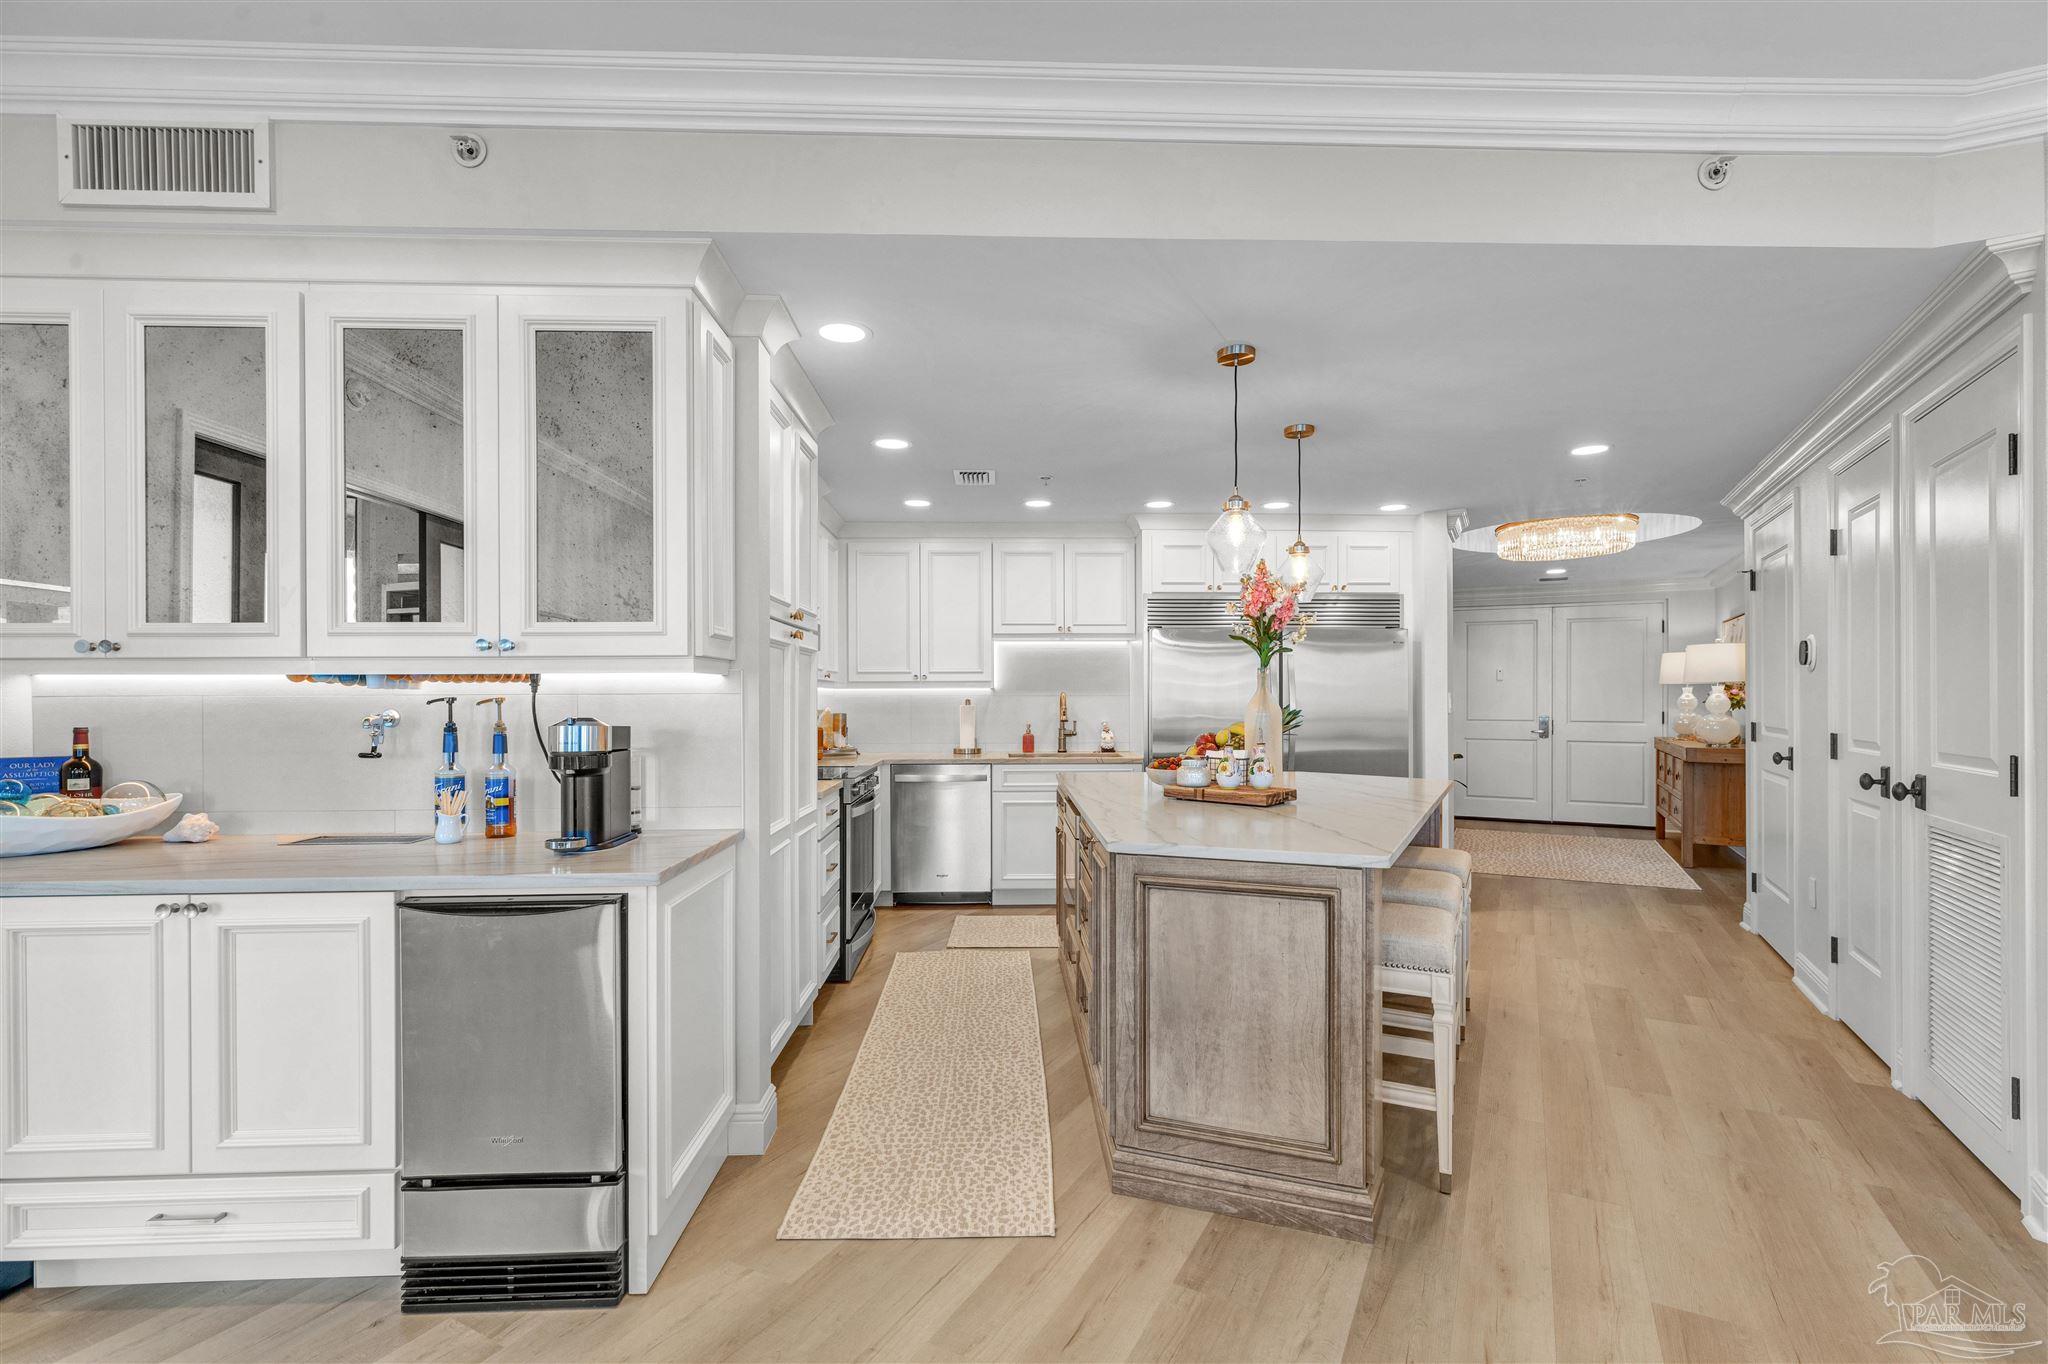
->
[305,289,498,658]
[102,284,303,658]
[0,282,105,658]
[496,293,690,657]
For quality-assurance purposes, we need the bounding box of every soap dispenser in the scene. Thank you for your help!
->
[475,696,517,838]
[426,696,466,843]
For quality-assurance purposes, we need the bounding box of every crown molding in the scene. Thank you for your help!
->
[1723,241,2036,519]
[3,37,2043,154]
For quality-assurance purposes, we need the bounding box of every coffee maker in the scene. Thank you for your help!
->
[544,717,638,853]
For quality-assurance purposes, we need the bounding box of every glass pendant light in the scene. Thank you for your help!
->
[1205,342,1266,582]
[1278,422,1323,601]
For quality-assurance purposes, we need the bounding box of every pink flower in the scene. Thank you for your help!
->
[1273,596,1296,627]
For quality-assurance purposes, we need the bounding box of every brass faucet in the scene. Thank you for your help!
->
[1057,691,1078,755]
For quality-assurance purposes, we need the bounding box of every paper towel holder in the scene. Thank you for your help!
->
[953,697,982,757]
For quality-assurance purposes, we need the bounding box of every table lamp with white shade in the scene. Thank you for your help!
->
[1684,640,1747,746]
[1660,651,1694,736]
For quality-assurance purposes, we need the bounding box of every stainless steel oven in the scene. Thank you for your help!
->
[824,764,877,981]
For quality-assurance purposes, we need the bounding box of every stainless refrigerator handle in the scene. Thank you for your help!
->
[891,774,989,784]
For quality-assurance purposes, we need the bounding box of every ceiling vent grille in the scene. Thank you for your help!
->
[58,119,271,209]
[953,470,995,487]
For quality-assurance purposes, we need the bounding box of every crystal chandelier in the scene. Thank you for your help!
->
[1494,513,1640,562]
[1205,343,1266,582]
[1277,422,1322,601]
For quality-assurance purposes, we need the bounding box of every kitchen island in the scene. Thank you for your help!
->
[1054,771,1452,1242]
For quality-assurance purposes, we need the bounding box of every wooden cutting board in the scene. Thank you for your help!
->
[1161,783,1298,807]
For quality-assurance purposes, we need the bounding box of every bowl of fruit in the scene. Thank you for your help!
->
[1146,724,1248,785]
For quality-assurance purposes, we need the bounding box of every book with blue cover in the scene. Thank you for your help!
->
[0,756,64,795]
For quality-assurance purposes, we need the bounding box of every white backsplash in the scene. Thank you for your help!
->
[823,640,1139,755]
[20,673,743,837]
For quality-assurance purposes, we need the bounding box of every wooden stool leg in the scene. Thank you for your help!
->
[1433,973,1456,1194]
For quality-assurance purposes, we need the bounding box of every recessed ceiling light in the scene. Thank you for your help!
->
[1378,503,1409,512]
[1145,499,1174,509]
[1569,443,1610,457]
[902,498,931,509]
[872,437,910,451]
[1262,501,1290,511]
[1024,499,1051,509]
[817,322,869,344]
[1545,567,1569,576]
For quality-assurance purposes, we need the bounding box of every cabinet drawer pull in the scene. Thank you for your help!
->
[149,1211,229,1224]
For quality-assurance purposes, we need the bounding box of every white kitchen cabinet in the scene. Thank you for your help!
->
[0,896,190,1179]
[846,540,992,683]
[1143,529,1227,593]
[188,893,396,1175]
[989,763,1141,902]
[691,305,738,661]
[764,396,819,628]
[0,281,108,660]
[994,540,1135,636]
[817,530,845,682]
[2,1172,396,1262]
[1333,531,1410,594]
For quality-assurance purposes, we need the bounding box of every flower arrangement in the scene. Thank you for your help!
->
[1724,682,1746,711]
[1229,560,1312,669]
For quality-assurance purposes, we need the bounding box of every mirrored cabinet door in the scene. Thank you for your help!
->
[0,282,106,656]
[304,290,498,658]
[497,294,690,657]
[102,285,302,657]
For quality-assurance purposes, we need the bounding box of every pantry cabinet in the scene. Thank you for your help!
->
[765,395,819,629]
[691,306,739,661]
[993,540,1135,635]
[816,530,846,682]
[0,892,395,1182]
[846,540,993,683]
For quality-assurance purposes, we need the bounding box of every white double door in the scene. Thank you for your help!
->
[1454,601,1665,825]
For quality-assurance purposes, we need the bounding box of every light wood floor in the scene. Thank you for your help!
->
[6,831,2043,1362]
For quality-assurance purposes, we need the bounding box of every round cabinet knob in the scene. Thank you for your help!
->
[98,639,121,654]
[474,637,494,653]
[74,638,94,654]
[497,638,518,654]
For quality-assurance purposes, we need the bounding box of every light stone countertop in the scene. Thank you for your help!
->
[0,829,742,896]
[1058,771,1451,870]
[817,778,843,798]
[822,750,1144,768]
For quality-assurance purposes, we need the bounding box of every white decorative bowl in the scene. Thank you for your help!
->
[0,794,183,858]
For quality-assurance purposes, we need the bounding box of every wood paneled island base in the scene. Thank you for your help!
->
[1053,771,1453,1242]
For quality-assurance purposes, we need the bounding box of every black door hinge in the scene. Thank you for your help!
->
[2012,433,2021,476]
[1661,619,1666,634]
[1830,732,1839,759]
[1750,871,1759,893]
[2012,755,2021,797]
[2014,1077,2022,1121]
[1750,721,1758,742]
[1747,569,1757,590]
[1830,936,1839,964]
[1661,710,1666,725]
[1829,528,1841,556]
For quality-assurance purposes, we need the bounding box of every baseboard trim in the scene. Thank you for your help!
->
[33,1248,397,1287]
[1792,954,1833,1015]
[728,1085,778,1157]
[2025,1174,2048,1244]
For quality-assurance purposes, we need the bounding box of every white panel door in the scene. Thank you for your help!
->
[847,541,919,682]
[764,401,794,616]
[791,426,819,623]
[1902,344,2024,1193]
[993,542,1062,634]
[1549,602,1663,826]
[1064,541,1136,633]
[992,791,1059,894]
[765,624,797,835]
[691,303,737,660]
[919,541,993,683]
[0,896,190,1179]
[1749,496,1799,966]
[762,832,797,1060]
[189,893,395,1174]
[1452,607,1553,821]
[1831,436,1898,1064]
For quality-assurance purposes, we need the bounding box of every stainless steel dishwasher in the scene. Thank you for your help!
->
[397,894,625,1311]
[890,763,991,903]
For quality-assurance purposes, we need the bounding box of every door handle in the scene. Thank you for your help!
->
[1890,773,1927,810]
[148,1211,229,1224]
[1858,765,1891,792]
[1771,749,1794,769]
[1531,715,1551,738]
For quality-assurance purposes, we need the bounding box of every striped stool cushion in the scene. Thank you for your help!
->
[1395,845,1472,891]
[1382,866,1463,914]
[1381,900,1457,974]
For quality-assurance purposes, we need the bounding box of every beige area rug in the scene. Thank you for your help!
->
[777,950,1054,1240]
[946,913,1060,950]
[1454,826,1699,891]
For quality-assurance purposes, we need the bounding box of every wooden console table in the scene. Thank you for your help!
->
[1654,736,1745,868]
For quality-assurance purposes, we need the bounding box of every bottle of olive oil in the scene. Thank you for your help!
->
[59,727,104,799]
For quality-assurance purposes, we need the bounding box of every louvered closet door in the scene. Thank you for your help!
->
[1831,437,1898,1064]
[1748,497,1799,967]
[1903,342,2024,1194]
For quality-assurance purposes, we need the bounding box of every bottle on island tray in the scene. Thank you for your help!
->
[59,726,104,800]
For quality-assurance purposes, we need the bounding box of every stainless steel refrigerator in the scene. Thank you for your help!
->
[1145,593,1412,776]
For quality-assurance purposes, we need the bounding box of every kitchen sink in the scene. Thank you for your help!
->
[282,833,434,846]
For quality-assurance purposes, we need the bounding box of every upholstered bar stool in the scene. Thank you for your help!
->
[1384,862,1468,1036]
[1378,897,1460,1193]
[1394,845,1474,1029]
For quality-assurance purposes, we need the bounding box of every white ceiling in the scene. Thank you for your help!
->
[713,235,1974,587]
[3,1,2040,79]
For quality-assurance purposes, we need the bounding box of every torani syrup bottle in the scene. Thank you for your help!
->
[476,696,518,838]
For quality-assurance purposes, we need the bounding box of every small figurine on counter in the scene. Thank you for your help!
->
[1099,721,1116,752]
[1248,743,1275,790]
[1216,751,1244,789]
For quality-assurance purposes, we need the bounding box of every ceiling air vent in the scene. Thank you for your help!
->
[57,119,271,209]
[953,470,995,487]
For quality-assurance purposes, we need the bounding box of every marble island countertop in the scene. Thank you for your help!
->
[1058,771,1451,870]
[821,749,1143,768]
[0,829,742,896]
